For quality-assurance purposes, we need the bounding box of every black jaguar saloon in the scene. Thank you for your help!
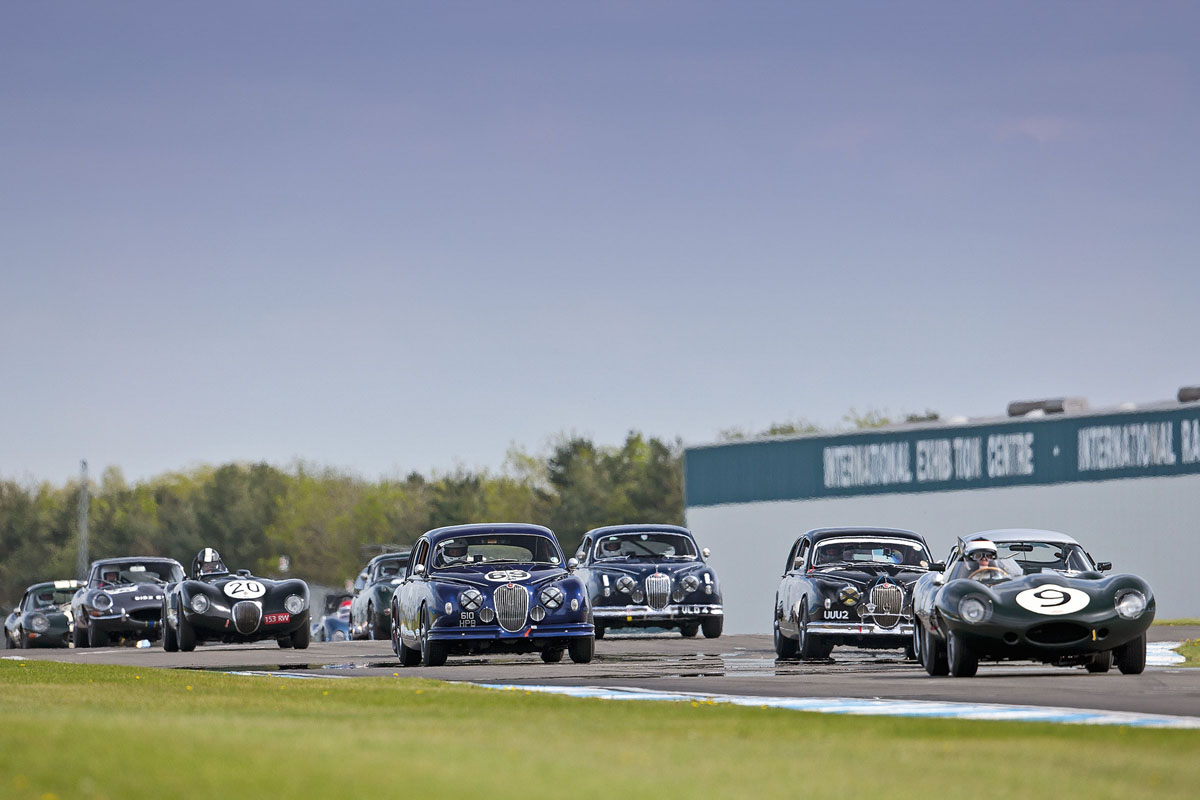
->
[390,523,594,666]
[774,527,934,660]
[576,524,723,639]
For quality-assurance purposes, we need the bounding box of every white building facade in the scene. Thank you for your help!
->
[684,402,1200,634]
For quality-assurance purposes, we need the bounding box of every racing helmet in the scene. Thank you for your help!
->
[601,538,622,553]
[192,547,228,579]
[101,568,120,584]
[964,539,998,562]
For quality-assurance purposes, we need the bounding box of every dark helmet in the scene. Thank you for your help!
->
[192,547,228,579]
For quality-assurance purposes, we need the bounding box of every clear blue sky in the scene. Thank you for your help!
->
[2,2,1197,484]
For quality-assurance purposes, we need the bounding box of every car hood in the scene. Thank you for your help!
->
[808,564,928,589]
[89,585,166,611]
[587,561,710,580]
[428,564,567,590]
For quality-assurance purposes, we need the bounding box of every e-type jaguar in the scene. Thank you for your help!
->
[5,580,81,649]
[576,524,722,639]
[162,548,311,651]
[911,529,1154,677]
[390,523,594,666]
[774,527,934,660]
[71,557,184,647]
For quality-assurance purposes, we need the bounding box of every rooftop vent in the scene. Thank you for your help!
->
[1007,397,1088,417]
[1180,386,1200,404]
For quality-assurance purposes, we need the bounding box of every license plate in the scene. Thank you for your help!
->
[264,613,291,625]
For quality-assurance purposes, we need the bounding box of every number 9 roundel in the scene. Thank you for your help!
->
[1014,586,1090,615]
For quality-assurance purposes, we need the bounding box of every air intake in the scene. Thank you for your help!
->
[493,584,528,633]
[645,573,670,610]
[232,601,262,634]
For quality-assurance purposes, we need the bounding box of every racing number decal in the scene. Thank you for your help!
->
[484,570,531,582]
[223,580,266,600]
[1014,586,1090,616]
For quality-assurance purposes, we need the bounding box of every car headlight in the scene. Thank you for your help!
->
[681,575,700,593]
[838,586,860,607]
[284,594,306,615]
[539,586,564,610]
[615,576,635,594]
[460,589,483,611]
[1115,589,1146,619]
[530,606,546,622]
[93,592,113,612]
[959,596,989,624]
[29,613,50,633]
[189,594,210,614]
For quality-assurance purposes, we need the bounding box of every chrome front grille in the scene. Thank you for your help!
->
[645,573,670,610]
[494,584,528,633]
[232,601,262,634]
[867,583,903,629]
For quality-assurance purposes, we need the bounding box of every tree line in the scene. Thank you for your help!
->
[0,433,682,607]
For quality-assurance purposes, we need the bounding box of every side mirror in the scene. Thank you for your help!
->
[574,550,585,561]
[567,558,579,571]
[701,548,711,559]
[1096,561,1112,572]
[931,562,945,572]
[413,564,426,577]
[237,569,251,577]
[932,574,945,586]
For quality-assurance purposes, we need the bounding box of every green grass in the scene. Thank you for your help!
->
[0,661,1197,799]
[1174,639,1200,667]
[1155,618,1200,626]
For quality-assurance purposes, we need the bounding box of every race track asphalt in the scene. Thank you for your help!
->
[10,626,1199,719]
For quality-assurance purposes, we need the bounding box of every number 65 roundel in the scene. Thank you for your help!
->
[1014,586,1090,615]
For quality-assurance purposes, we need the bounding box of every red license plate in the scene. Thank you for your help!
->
[264,613,291,625]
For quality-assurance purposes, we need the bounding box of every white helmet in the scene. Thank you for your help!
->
[964,539,998,560]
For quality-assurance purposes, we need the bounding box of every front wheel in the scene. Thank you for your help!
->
[797,605,828,660]
[541,648,564,663]
[1115,633,1146,675]
[1086,650,1112,673]
[162,612,178,652]
[946,631,978,677]
[594,625,606,640]
[370,606,389,641]
[87,621,109,648]
[176,613,196,652]
[290,623,310,650]
[701,616,723,639]
[920,619,949,676]
[679,622,699,638]
[568,635,595,664]
[419,611,447,667]
[774,620,798,660]
[72,622,88,649]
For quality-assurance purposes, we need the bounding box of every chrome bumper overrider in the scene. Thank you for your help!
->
[592,604,723,621]
[808,621,913,636]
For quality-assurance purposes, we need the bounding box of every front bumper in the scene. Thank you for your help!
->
[808,620,913,637]
[592,603,723,623]
[89,611,162,635]
[429,621,593,642]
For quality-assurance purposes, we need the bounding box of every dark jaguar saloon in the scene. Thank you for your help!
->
[577,524,723,639]
[390,523,594,666]
[774,527,934,660]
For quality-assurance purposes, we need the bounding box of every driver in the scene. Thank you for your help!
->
[440,540,468,567]
[963,539,1006,578]
[600,538,623,556]
[102,569,120,585]
[192,548,228,580]
[35,591,55,608]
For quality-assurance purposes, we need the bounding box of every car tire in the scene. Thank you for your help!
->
[3,631,13,650]
[17,630,29,649]
[1086,650,1112,673]
[419,610,447,667]
[176,613,196,652]
[920,619,949,676]
[797,604,825,660]
[1115,633,1147,675]
[568,635,595,664]
[774,620,798,660]
[72,622,88,649]
[679,622,699,638]
[701,616,723,639]
[370,606,389,641]
[910,619,922,663]
[87,621,109,648]
[594,625,606,640]
[290,622,310,650]
[541,648,565,663]
[946,631,978,677]
[162,613,178,652]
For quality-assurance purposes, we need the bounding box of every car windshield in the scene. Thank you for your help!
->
[952,554,1023,583]
[812,538,931,568]
[431,534,562,570]
[29,588,75,609]
[593,533,697,561]
[372,558,408,582]
[96,562,183,586]
[994,542,1095,574]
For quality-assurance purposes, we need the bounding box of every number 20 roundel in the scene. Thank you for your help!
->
[1014,586,1090,616]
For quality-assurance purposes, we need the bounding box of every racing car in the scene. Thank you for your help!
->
[912,529,1154,677]
[71,557,184,647]
[162,548,311,651]
[5,580,81,648]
